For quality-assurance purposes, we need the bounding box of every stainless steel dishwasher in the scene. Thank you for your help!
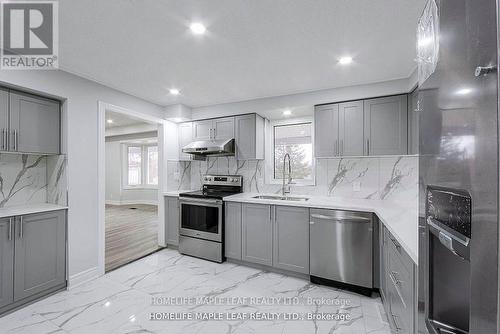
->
[309,208,374,295]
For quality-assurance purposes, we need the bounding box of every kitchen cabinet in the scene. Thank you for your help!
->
[273,206,309,274]
[364,95,408,156]
[9,91,60,154]
[224,202,242,260]
[178,122,193,160]
[235,114,265,160]
[314,104,339,157]
[0,89,8,151]
[165,196,179,246]
[338,101,365,156]
[14,211,66,301]
[241,203,273,266]
[380,226,416,334]
[0,218,14,309]
[193,117,234,142]
[408,89,419,155]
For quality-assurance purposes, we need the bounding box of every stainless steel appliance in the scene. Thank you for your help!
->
[425,186,471,334]
[178,175,242,262]
[309,208,374,296]
[182,138,235,157]
[417,0,499,332]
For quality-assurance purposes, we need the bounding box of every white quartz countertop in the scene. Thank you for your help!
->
[224,193,418,263]
[0,203,68,219]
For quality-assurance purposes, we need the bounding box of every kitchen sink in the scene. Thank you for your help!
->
[252,195,309,202]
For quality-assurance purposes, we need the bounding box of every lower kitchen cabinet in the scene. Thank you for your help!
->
[165,196,179,246]
[0,218,14,309]
[380,225,416,333]
[273,206,309,274]
[224,202,242,260]
[0,210,67,315]
[241,203,273,266]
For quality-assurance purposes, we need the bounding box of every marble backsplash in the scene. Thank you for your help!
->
[0,153,68,208]
[167,155,418,202]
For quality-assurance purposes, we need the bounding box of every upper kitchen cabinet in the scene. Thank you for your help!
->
[193,119,213,141]
[338,101,365,156]
[364,95,408,156]
[408,89,419,155]
[235,114,265,160]
[178,122,193,161]
[192,117,235,142]
[0,89,8,152]
[6,91,60,155]
[314,104,339,158]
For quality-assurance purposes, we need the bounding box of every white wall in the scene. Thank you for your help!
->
[105,139,158,205]
[0,70,163,285]
[190,77,413,120]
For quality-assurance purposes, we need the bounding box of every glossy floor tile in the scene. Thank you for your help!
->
[0,249,390,334]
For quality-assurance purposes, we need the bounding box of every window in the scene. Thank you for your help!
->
[273,122,313,184]
[124,144,158,188]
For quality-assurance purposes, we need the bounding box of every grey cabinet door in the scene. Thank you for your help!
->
[9,92,60,154]
[273,206,309,274]
[0,89,9,151]
[14,210,66,301]
[193,120,213,141]
[338,101,364,156]
[224,202,242,260]
[165,196,179,246]
[408,89,419,155]
[213,117,234,141]
[0,218,14,309]
[235,114,256,160]
[314,104,339,157]
[363,95,408,156]
[241,203,272,266]
[178,122,193,161]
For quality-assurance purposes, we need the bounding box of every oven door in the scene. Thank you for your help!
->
[179,197,223,242]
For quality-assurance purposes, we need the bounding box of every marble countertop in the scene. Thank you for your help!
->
[224,192,418,263]
[0,203,68,219]
[163,190,193,197]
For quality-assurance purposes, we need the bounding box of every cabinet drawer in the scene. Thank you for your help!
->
[386,229,413,273]
[388,281,410,333]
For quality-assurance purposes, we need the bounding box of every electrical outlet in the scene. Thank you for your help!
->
[353,181,361,192]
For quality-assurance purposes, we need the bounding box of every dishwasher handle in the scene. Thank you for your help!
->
[310,213,372,222]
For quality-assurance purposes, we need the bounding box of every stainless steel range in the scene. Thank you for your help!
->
[178,175,243,263]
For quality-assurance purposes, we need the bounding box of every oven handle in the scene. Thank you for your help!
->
[179,197,223,206]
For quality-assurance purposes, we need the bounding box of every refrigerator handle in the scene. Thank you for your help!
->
[475,65,497,77]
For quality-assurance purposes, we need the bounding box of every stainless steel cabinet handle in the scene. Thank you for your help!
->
[18,216,23,239]
[1,129,4,150]
[335,140,338,156]
[475,65,497,77]
[340,139,344,155]
[390,271,403,285]
[311,213,371,221]
[8,218,13,241]
[366,139,370,155]
[213,128,216,139]
[15,130,18,151]
[389,236,401,251]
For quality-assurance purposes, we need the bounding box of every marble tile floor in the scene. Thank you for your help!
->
[0,249,391,334]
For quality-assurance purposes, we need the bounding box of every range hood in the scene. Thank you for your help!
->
[182,138,235,157]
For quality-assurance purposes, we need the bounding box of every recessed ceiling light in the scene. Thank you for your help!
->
[169,88,180,95]
[106,119,113,124]
[190,22,206,35]
[283,109,292,116]
[456,88,472,95]
[338,56,353,65]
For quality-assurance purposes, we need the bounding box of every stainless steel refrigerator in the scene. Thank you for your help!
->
[417,0,499,333]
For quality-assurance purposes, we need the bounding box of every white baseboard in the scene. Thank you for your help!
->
[68,266,100,289]
[105,200,158,206]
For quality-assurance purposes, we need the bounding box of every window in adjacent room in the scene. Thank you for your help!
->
[273,122,313,184]
[124,144,158,188]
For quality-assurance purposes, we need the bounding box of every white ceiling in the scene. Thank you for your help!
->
[105,110,150,129]
[60,0,425,107]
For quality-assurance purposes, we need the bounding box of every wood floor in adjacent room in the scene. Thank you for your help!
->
[105,204,160,272]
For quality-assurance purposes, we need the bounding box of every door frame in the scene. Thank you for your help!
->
[97,101,166,275]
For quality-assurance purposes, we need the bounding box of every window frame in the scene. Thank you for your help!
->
[268,117,315,186]
[122,143,159,189]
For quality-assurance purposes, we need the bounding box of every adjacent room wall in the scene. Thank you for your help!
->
[0,70,163,286]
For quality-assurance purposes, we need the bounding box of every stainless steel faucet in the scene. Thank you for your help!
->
[282,153,292,196]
